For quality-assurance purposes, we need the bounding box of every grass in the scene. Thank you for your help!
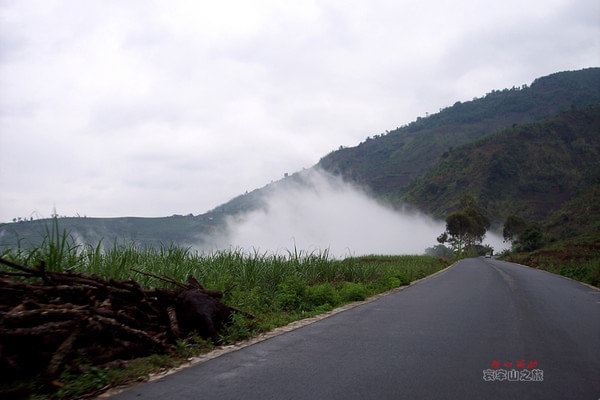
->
[0,224,449,399]
[502,233,600,287]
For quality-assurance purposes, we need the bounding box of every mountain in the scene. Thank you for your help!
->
[318,68,600,203]
[404,105,600,235]
[544,184,600,240]
[0,215,209,249]
[2,68,599,249]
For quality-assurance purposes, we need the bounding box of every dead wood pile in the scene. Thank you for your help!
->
[0,257,235,381]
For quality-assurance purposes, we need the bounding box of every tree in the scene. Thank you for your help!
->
[436,232,448,244]
[444,211,473,252]
[518,226,543,251]
[425,244,453,258]
[503,215,527,242]
[462,206,489,247]
[458,195,490,248]
[502,215,544,252]
[437,197,490,253]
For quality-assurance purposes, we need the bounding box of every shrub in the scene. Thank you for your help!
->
[393,271,411,285]
[219,314,254,342]
[339,282,368,302]
[518,226,544,251]
[274,277,308,311]
[305,283,341,308]
[379,276,401,290]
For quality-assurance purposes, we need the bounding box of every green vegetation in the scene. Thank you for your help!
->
[1,227,448,398]
[544,185,600,240]
[3,245,446,335]
[502,215,528,244]
[319,68,600,203]
[0,214,214,250]
[503,234,600,287]
[436,196,491,254]
[432,196,493,258]
[502,215,544,252]
[406,105,600,235]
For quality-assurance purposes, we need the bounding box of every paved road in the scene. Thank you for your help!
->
[113,258,600,399]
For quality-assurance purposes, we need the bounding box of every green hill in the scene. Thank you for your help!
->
[0,215,212,249]
[544,184,600,240]
[318,68,600,203]
[404,106,600,236]
[0,171,311,249]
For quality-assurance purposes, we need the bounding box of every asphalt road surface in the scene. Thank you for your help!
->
[113,258,600,399]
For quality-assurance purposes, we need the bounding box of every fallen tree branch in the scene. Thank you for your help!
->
[0,257,236,387]
[131,268,188,289]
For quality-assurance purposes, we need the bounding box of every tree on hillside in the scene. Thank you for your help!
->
[518,226,544,251]
[503,215,527,242]
[460,196,490,247]
[425,244,453,258]
[503,215,544,252]
[444,211,473,252]
[437,197,490,254]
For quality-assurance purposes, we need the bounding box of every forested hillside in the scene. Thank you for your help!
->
[404,106,600,235]
[318,68,600,203]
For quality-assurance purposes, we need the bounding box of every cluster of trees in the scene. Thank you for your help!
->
[424,244,454,258]
[502,215,544,252]
[10,210,91,223]
[11,217,34,223]
[436,196,491,254]
[431,206,545,257]
[406,83,538,133]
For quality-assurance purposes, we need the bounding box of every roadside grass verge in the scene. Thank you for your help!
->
[1,228,449,399]
[502,233,600,287]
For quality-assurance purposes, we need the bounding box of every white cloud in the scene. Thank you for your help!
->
[200,169,509,256]
[200,169,446,256]
[0,0,598,220]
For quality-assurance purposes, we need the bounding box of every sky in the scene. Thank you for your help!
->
[1,0,599,222]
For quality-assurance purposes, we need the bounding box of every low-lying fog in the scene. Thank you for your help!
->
[200,170,506,257]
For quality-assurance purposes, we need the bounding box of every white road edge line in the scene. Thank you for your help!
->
[101,259,461,398]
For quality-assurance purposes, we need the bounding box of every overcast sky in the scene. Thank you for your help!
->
[0,0,598,221]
